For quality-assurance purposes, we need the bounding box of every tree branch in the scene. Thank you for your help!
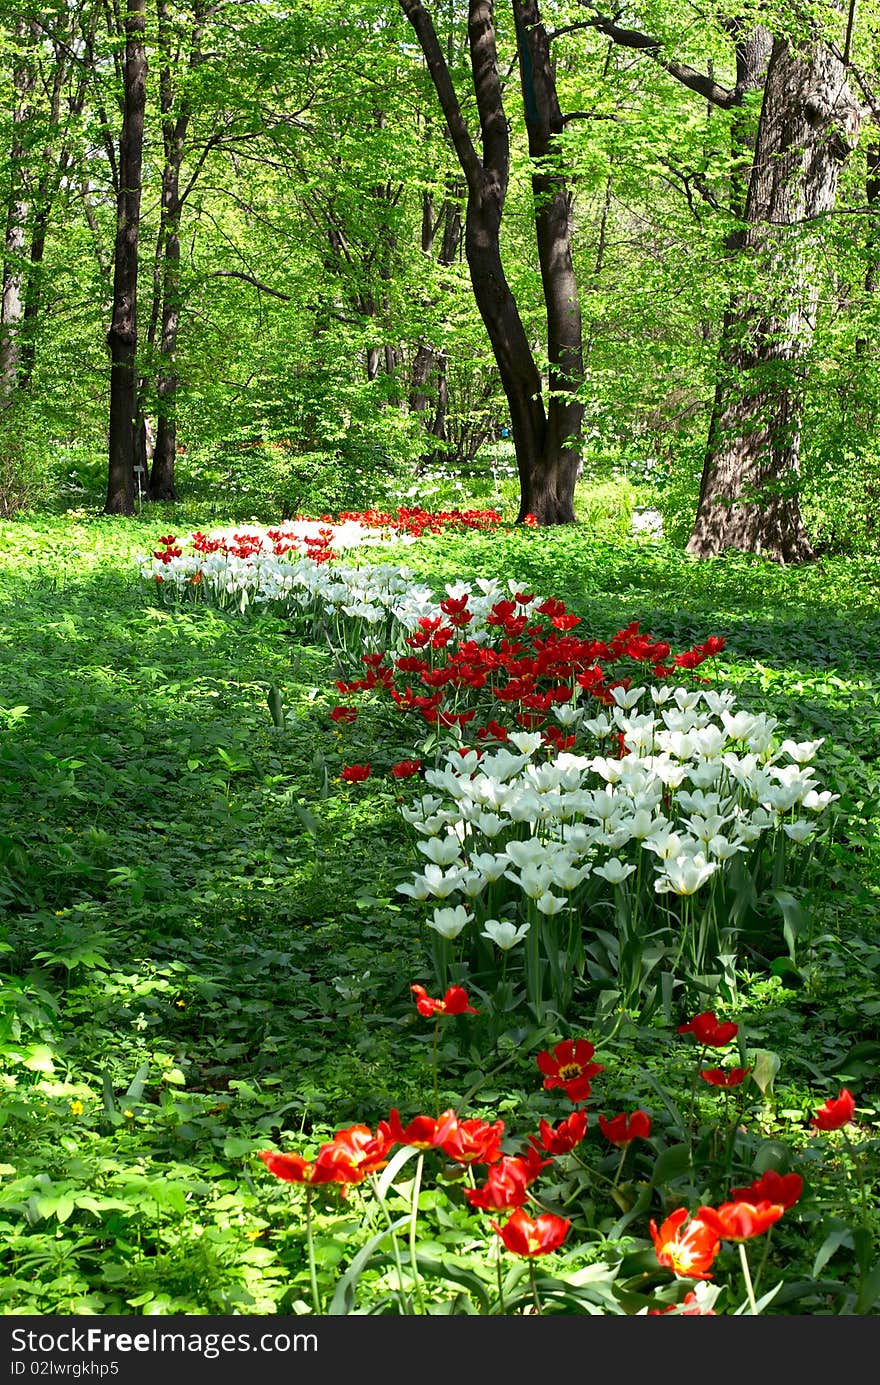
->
[203,270,290,300]
[399,0,482,189]
[577,5,740,108]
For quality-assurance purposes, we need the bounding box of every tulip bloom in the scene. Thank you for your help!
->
[650,1208,721,1279]
[410,983,480,1017]
[439,1116,505,1165]
[599,1109,652,1148]
[810,1088,856,1131]
[730,1170,803,1211]
[378,1108,459,1149]
[330,705,358,723]
[258,1150,335,1186]
[529,1109,588,1156]
[464,1152,545,1211]
[490,1208,570,1256]
[311,1125,394,1185]
[341,763,371,782]
[700,1066,751,1089]
[536,1038,604,1104]
[697,1199,784,1242]
[390,759,422,778]
[676,1010,739,1046]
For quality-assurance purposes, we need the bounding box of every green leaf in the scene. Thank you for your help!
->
[125,1062,151,1102]
[750,1049,781,1101]
[328,1213,411,1315]
[812,1222,853,1277]
[769,888,804,962]
[649,1142,691,1186]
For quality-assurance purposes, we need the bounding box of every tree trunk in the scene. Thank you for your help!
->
[148,0,192,503]
[408,188,463,452]
[687,36,860,562]
[105,0,148,516]
[0,24,36,408]
[513,0,584,522]
[400,0,583,525]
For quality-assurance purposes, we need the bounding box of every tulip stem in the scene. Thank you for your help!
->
[368,1174,412,1314]
[409,1154,427,1315]
[494,1240,507,1315]
[612,1145,628,1189]
[842,1131,869,1227]
[432,1020,440,1117]
[529,1262,543,1315]
[304,1188,321,1314]
[738,1241,758,1314]
[752,1225,773,1298]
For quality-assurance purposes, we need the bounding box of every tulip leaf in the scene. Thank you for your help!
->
[374,1143,420,1200]
[266,685,285,729]
[812,1221,853,1278]
[750,1049,781,1101]
[649,1142,691,1187]
[768,887,805,962]
[407,1255,492,1313]
[328,1214,411,1314]
[125,1061,151,1102]
[732,1279,784,1314]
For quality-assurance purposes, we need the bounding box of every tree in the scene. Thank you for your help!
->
[400,0,584,523]
[105,0,147,516]
[146,0,206,501]
[585,7,862,562]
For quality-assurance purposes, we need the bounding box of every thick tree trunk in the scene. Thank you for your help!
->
[148,0,191,503]
[105,0,147,516]
[400,0,583,525]
[687,36,860,562]
[513,0,584,522]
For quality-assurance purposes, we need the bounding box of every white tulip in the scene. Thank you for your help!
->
[482,918,530,950]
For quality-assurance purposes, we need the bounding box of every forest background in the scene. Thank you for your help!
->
[2,0,880,558]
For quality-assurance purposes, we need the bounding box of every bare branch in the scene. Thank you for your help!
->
[203,270,290,301]
[577,5,740,108]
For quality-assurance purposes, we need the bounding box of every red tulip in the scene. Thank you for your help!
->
[439,1116,505,1166]
[696,1199,785,1242]
[490,1208,570,1256]
[378,1108,458,1150]
[700,1066,750,1088]
[536,1037,604,1104]
[729,1170,803,1211]
[810,1088,856,1131]
[410,984,480,1017]
[650,1208,721,1279]
[599,1109,652,1148]
[341,763,371,782]
[676,1010,739,1046]
[390,759,421,778]
[529,1109,588,1155]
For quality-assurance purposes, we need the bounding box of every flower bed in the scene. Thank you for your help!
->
[138,514,837,1022]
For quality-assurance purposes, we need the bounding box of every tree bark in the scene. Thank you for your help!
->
[105,0,148,516]
[687,36,860,562]
[400,0,584,524]
[513,0,584,522]
[148,0,194,502]
[0,23,37,408]
[408,187,462,451]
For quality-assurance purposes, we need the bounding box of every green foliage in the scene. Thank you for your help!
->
[0,511,878,1312]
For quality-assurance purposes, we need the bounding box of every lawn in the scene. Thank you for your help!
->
[1,505,879,1316]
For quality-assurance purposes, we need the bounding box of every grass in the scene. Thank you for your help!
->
[0,502,878,1315]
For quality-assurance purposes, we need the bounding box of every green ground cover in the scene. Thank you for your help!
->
[0,507,878,1315]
